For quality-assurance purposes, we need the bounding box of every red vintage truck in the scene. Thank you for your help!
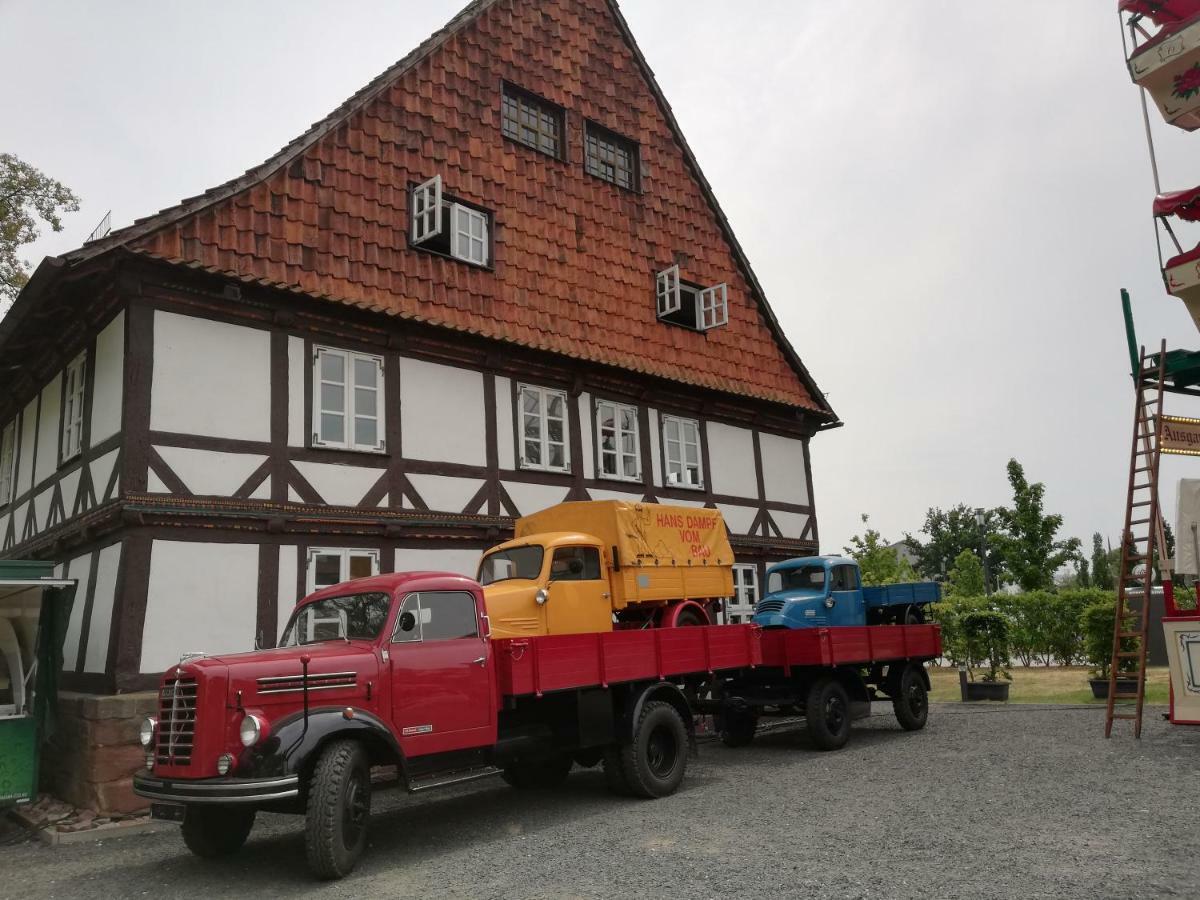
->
[133,571,941,879]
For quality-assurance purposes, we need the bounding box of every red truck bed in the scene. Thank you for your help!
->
[493,623,941,698]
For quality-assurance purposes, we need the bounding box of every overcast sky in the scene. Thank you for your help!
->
[3,0,1198,561]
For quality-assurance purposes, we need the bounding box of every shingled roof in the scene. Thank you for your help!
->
[26,0,836,420]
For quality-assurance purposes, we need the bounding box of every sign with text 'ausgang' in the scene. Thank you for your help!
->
[1160,415,1200,456]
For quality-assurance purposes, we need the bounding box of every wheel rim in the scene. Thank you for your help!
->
[824,695,846,734]
[906,682,927,718]
[646,724,679,777]
[342,771,368,846]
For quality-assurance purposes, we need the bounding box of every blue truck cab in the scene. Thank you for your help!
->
[752,556,940,628]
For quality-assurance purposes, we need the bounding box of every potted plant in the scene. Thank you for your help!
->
[960,609,1012,701]
[1081,599,1139,699]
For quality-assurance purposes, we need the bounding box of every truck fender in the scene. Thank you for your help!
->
[250,707,407,786]
[659,600,711,627]
[623,682,697,756]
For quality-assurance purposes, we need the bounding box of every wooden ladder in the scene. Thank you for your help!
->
[1105,342,1167,739]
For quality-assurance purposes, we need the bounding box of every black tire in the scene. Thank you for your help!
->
[672,606,709,627]
[305,739,371,880]
[804,677,852,751]
[180,805,255,858]
[619,700,689,798]
[718,708,758,748]
[892,664,929,731]
[501,754,573,789]
[902,605,925,625]
[602,746,632,796]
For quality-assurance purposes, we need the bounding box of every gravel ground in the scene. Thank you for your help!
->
[3,703,1198,899]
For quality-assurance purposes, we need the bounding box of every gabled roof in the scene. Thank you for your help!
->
[25,0,836,420]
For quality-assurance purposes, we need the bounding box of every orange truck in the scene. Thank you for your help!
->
[477,500,735,638]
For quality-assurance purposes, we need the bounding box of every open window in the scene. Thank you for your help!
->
[410,175,492,267]
[655,267,728,332]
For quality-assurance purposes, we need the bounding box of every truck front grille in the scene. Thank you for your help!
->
[755,599,785,614]
[157,676,198,766]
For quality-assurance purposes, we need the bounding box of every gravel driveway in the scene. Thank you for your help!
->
[3,703,1198,899]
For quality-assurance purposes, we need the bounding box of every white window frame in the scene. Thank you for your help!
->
[595,399,641,482]
[0,421,15,506]
[312,346,386,453]
[698,283,729,330]
[723,564,760,623]
[656,265,681,317]
[518,384,570,473]
[411,174,443,245]
[453,204,489,266]
[305,547,381,595]
[662,414,703,489]
[60,352,86,463]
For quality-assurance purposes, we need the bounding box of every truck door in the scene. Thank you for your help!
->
[389,590,495,757]
[830,564,864,626]
[544,546,612,635]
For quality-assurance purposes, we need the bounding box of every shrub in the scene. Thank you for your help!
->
[1080,597,1138,679]
[996,591,1053,666]
[929,594,987,667]
[960,608,1012,682]
[1045,590,1099,666]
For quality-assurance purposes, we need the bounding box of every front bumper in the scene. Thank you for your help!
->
[133,771,300,804]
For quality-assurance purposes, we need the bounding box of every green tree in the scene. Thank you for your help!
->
[992,459,1082,592]
[904,504,1002,582]
[944,548,985,598]
[1090,533,1113,590]
[1,153,80,306]
[843,514,917,586]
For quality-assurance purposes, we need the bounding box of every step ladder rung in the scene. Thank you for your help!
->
[1111,693,1141,700]
[1129,517,1151,525]
[1133,466,1153,474]
[1131,500,1152,507]
[1115,651,1142,658]
[1117,631,1145,639]
[1132,483,1152,491]
[1109,713,1141,720]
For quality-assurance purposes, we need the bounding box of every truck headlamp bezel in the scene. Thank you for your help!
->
[139,716,157,748]
[239,713,264,747]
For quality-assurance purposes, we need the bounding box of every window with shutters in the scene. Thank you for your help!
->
[0,421,15,506]
[60,352,86,463]
[655,266,728,332]
[584,121,639,190]
[662,414,703,489]
[518,384,569,472]
[305,547,380,595]
[409,175,492,267]
[501,82,565,159]
[312,346,385,453]
[595,399,640,482]
[722,564,761,624]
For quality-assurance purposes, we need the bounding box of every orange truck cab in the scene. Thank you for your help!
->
[478,500,735,638]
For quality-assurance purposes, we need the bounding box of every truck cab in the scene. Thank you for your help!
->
[752,556,939,628]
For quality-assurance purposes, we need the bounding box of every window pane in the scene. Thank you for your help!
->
[524,440,541,466]
[550,547,602,581]
[354,416,377,447]
[321,352,345,383]
[547,394,563,418]
[601,451,617,475]
[420,592,479,641]
[522,390,541,414]
[313,553,342,589]
[547,418,563,443]
[353,357,377,389]
[321,382,345,414]
[548,444,564,469]
[620,433,636,455]
[622,455,638,478]
[354,387,376,417]
[685,442,698,465]
[523,414,540,440]
[321,412,345,444]
[348,553,375,580]
[665,419,679,442]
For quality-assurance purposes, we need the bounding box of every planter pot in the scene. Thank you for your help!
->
[962,680,1010,702]
[1089,678,1139,700]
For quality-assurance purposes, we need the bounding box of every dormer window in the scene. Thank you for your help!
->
[655,265,728,331]
[585,121,638,190]
[501,83,564,159]
[410,175,491,267]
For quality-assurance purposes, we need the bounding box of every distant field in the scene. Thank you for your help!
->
[927,665,1171,705]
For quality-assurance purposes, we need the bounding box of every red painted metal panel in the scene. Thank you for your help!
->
[760,624,942,669]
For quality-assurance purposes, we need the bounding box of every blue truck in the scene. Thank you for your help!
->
[752,555,940,628]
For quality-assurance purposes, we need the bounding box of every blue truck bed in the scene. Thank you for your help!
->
[862,582,941,610]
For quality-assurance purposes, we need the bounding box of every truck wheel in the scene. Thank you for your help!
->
[718,708,758,748]
[892,664,929,731]
[501,753,573,789]
[804,677,851,751]
[602,746,633,796]
[902,605,925,625]
[620,700,688,798]
[305,739,371,880]
[671,606,708,627]
[180,806,255,858]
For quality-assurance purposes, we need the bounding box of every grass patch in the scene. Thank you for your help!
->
[927,665,1171,705]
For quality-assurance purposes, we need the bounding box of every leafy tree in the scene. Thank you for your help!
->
[929,593,986,668]
[960,609,1011,682]
[904,504,1002,582]
[843,514,917,586]
[991,459,1082,592]
[944,548,985,598]
[1,153,80,306]
[1090,533,1114,591]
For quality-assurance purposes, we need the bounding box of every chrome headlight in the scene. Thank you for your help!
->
[239,713,263,747]
[139,716,157,748]
[824,598,835,609]
[535,588,549,606]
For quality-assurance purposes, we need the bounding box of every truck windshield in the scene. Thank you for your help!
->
[477,546,544,585]
[280,592,391,646]
[768,566,826,593]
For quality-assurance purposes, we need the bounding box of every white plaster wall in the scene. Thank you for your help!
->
[32,487,53,535]
[16,400,36,495]
[400,357,486,466]
[293,460,384,506]
[83,543,122,673]
[90,448,119,503]
[578,392,594,480]
[287,336,305,447]
[717,503,760,535]
[707,422,758,500]
[407,474,483,513]
[502,481,569,517]
[34,374,61,485]
[394,547,481,578]
[588,488,645,504]
[277,545,298,642]
[60,550,93,672]
[59,467,82,518]
[759,431,810,506]
[151,312,271,441]
[155,446,267,496]
[771,510,811,541]
[90,312,125,444]
[648,409,663,488]
[140,540,260,673]
[495,376,514,470]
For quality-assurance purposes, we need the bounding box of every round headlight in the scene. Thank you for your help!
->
[535,588,549,606]
[139,716,157,748]
[239,713,263,747]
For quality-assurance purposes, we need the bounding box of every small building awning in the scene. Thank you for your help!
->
[1119,0,1200,25]
[1155,185,1200,220]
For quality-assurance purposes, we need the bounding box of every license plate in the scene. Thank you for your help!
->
[151,802,185,822]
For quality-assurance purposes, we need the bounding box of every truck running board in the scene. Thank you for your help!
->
[407,766,503,793]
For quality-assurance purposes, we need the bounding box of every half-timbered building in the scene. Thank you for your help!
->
[0,0,837,717]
